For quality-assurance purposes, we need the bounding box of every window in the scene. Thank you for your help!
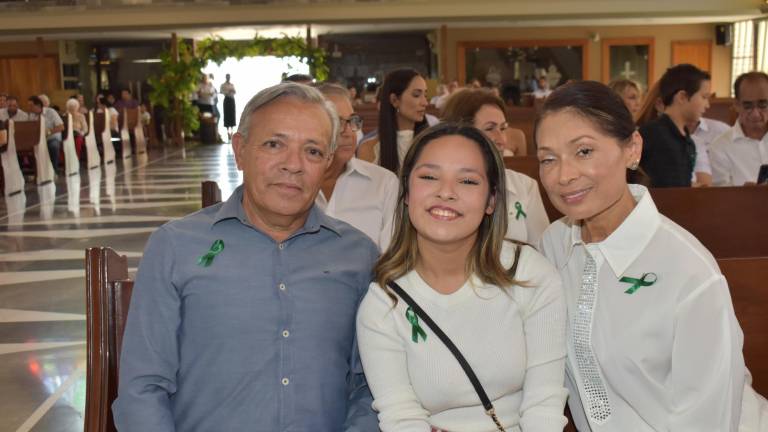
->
[732,20,754,96]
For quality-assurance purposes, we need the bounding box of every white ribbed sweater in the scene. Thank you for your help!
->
[357,243,569,432]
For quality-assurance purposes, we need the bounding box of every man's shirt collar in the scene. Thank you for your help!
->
[213,184,342,237]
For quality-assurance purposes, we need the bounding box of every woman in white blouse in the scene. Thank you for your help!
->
[358,68,429,174]
[535,80,768,431]
[441,88,550,245]
[357,122,568,432]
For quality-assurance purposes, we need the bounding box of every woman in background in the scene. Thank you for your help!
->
[441,88,550,245]
[358,68,429,174]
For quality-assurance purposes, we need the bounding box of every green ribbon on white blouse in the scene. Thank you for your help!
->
[405,307,427,343]
[619,272,657,294]
[514,201,527,220]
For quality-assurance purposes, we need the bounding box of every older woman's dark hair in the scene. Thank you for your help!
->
[378,68,428,174]
[536,80,635,144]
[535,80,649,185]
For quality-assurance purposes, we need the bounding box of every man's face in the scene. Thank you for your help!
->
[327,94,357,166]
[736,78,768,132]
[0,95,6,109]
[121,91,130,101]
[7,99,18,115]
[27,101,41,114]
[680,80,711,124]
[232,97,333,227]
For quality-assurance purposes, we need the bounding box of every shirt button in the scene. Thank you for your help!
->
[281,378,289,386]
[278,243,285,250]
[278,283,286,291]
[282,330,290,338]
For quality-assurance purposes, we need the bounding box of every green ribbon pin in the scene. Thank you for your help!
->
[620,272,657,294]
[405,307,427,343]
[197,239,224,267]
[514,201,527,220]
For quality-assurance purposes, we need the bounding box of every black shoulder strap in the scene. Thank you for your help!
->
[387,280,504,431]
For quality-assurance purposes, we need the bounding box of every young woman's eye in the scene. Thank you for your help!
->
[460,178,480,185]
[418,174,437,180]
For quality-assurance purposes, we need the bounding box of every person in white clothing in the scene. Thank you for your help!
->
[687,117,730,186]
[441,88,550,245]
[358,68,429,174]
[0,96,29,122]
[357,122,568,432]
[535,80,768,431]
[316,84,399,251]
[710,71,768,186]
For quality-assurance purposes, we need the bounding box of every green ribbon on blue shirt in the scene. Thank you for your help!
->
[405,307,427,343]
[197,239,224,267]
[620,272,657,294]
[514,201,527,220]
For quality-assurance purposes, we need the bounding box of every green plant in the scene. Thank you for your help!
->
[147,34,329,141]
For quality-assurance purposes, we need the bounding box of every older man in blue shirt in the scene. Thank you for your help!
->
[113,83,380,431]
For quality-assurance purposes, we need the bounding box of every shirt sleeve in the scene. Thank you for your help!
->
[669,275,746,432]
[709,143,733,186]
[516,248,569,432]
[693,139,711,175]
[112,225,180,432]
[523,179,550,248]
[378,173,399,252]
[357,285,431,432]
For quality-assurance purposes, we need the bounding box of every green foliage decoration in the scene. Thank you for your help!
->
[148,35,328,137]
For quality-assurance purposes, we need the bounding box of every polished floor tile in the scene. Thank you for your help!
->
[0,143,237,432]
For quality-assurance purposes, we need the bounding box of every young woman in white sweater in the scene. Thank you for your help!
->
[535,80,767,431]
[356,123,569,432]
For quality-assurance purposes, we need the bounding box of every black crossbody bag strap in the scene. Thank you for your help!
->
[387,281,506,432]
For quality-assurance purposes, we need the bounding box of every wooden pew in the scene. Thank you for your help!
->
[719,256,768,396]
[356,102,379,135]
[506,106,537,155]
[706,97,737,126]
[201,180,222,208]
[84,247,132,432]
[503,156,768,258]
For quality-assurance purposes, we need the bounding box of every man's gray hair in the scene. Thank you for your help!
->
[236,82,340,154]
[315,83,351,101]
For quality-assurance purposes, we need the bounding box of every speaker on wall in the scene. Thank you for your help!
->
[716,24,733,46]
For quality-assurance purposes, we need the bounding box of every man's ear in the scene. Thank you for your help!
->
[231,133,245,171]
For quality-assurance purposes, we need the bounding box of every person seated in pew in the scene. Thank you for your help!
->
[536,80,768,431]
[316,83,399,252]
[96,94,121,155]
[609,79,643,118]
[710,71,768,186]
[0,93,6,110]
[65,98,88,159]
[27,95,64,172]
[113,82,379,431]
[358,68,429,174]
[357,122,568,432]
[0,96,29,122]
[638,64,711,187]
[441,88,550,245]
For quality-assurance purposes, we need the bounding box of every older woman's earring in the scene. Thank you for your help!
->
[629,160,640,171]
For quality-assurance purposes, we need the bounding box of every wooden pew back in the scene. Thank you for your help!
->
[356,103,379,135]
[13,120,41,152]
[94,112,106,137]
[503,156,768,258]
[718,256,768,396]
[123,108,139,130]
[705,98,737,126]
[201,180,222,208]
[84,247,132,432]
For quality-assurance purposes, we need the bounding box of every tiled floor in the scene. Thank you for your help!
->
[0,144,241,432]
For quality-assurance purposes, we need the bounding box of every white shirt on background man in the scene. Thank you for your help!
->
[709,121,768,186]
[315,157,399,252]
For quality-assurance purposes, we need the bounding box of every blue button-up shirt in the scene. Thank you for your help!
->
[113,185,380,432]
